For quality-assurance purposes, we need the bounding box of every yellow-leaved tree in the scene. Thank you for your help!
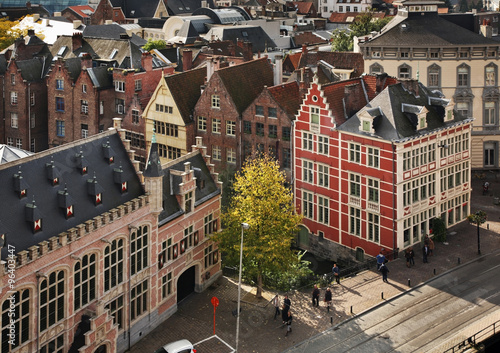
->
[0,18,23,51]
[213,153,303,298]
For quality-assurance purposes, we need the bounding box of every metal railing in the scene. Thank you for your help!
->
[443,319,500,353]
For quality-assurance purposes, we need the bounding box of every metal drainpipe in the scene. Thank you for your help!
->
[28,83,31,151]
[392,142,396,258]
[128,228,132,350]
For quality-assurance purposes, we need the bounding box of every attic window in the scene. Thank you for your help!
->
[242,31,248,37]
[102,140,115,164]
[58,186,74,219]
[362,120,371,132]
[113,164,127,193]
[76,151,88,174]
[46,159,60,186]
[87,173,104,205]
[57,46,67,56]
[25,198,42,233]
[418,115,427,130]
[109,49,118,59]
[185,191,193,213]
[14,169,29,199]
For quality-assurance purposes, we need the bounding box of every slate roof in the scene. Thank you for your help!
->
[268,81,301,117]
[15,56,52,82]
[216,57,274,114]
[167,0,216,16]
[0,130,144,260]
[204,25,276,53]
[159,152,220,225]
[288,51,364,79]
[110,0,166,18]
[65,5,95,18]
[337,82,471,141]
[83,24,146,47]
[0,4,50,20]
[366,11,499,47]
[0,145,33,164]
[164,67,207,124]
[87,66,113,89]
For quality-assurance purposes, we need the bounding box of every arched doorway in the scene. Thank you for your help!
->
[94,345,107,353]
[177,266,195,303]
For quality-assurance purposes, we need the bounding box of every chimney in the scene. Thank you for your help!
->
[237,39,253,61]
[80,53,92,70]
[105,20,113,25]
[182,49,193,71]
[72,32,83,51]
[480,19,493,38]
[27,29,35,36]
[375,72,388,93]
[206,58,215,82]
[274,55,283,86]
[73,20,82,29]
[302,43,308,54]
[141,52,153,71]
[401,79,419,97]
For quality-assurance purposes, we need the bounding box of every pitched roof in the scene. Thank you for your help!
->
[66,5,95,18]
[0,145,33,164]
[83,24,146,47]
[0,130,144,260]
[87,66,113,89]
[289,1,315,14]
[110,0,166,18]
[204,25,276,53]
[216,57,274,114]
[294,51,365,79]
[164,67,207,124]
[267,81,301,117]
[337,81,471,141]
[15,57,52,82]
[365,12,499,47]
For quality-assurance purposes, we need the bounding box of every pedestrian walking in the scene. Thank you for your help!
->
[483,181,490,195]
[332,263,340,284]
[285,311,293,337]
[405,248,411,268]
[282,295,291,323]
[423,243,430,263]
[428,237,435,256]
[379,262,390,283]
[324,287,332,313]
[273,294,280,320]
[376,250,385,270]
[409,247,415,266]
[312,285,320,307]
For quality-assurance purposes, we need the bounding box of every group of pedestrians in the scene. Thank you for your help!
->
[310,285,334,312]
[273,294,293,336]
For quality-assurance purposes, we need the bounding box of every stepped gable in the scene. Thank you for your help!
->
[0,130,144,260]
[321,77,368,125]
[268,81,301,117]
[362,74,399,101]
[298,51,365,79]
[217,57,274,114]
[164,66,207,124]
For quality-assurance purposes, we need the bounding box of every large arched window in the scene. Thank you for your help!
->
[457,64,470,87]
[427,64,441,89]
[1,289,30,351]
[74,254,97,310]
[398,63,411,79]
[485,63,497,86]
[104,238,124,291]
[131,225,149,275]
[369,63,384,75]
[40,270,65,332]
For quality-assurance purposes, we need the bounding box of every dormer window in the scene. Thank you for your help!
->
[58,186,74,218]
[113,164,127,193]
[102,140,115,164]
[418,114,427,130]
[87,173,104,205]
[46,159,60,186]
[76,151,88,175]
[25,198,42,233]
[13,168,29,199]
[185,191,193,213]
[362,120,371,132]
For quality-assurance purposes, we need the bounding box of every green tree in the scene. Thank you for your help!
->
[142,39,167,51]
[331,29,353,52]
[467,210,487,255]
[430,217,447,242]
[0,18,22,51]
[213,153,303,298]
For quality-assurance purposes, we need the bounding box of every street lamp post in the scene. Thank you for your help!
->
[236,222,249,352]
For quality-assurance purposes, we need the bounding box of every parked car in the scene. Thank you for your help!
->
[153,339,196,353]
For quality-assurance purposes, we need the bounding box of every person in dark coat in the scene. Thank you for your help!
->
[282,294,291,323]
[324,287,332,312]
[312,285,320,307]
[332,263,340,284]
[409,247,415,266]
[423,243,430,263]
[376,250,385,270]
[379,262,390,283]
[285,311,293,336]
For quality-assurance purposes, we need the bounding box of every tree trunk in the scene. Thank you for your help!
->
[256,273,263,298]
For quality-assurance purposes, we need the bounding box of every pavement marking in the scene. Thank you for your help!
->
[193,334,235,353]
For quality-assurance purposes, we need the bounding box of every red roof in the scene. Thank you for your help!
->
[329,11,388,23]
[268,81,301,117]
[67,5,95,18]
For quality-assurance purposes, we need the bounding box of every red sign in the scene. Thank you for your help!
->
[211,296,219,308]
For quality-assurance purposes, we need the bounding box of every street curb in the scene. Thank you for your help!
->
[281,248,500,353]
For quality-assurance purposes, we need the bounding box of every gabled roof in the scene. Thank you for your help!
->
[164,67,207,124]
[167,0,215,16]
[216,57,274,114]
[15,56,52,82]
[365,11,499,47]
[159,151,220,225]
[293,51,365,79]
[110,0,166,18]
[267,81,301,117]
[0,130,144,260]
[83,24,146,47]
[65,5,95,18]
[204,25,276,53]
[87,66,113,89]
[337,82,471,141]
[0,145,33,164]
[288,1,315,14]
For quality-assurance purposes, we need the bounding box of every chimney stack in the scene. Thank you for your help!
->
[302,43,308,54]
[206,58,215,83]
[182,49,193,71]
[274,55,283,86]
[141,52,153,71]
[72,32,83,51]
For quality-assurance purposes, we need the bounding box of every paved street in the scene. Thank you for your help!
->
[128,175,500,353]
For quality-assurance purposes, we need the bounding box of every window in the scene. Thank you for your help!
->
[350,174,361,197]
[56,97,65,112]
[367,147,379,168]
[10,91,17,105]
[74,253,96,310]
[370,63,383,74]
[430,51,439,58]
[185,192,193,213]
[282,148,291,168]
[368,178,379,202]
[484,101,496,127]
[367,213,380,242]
[458,65,470,87]
[310,106,320,125]
[227,148,236,163]
[212,145,221,160]
[303,160,314,183]
[339,5,343,11]
[282,127,291,141]
[318,164,329,187]
[132,110,140,124]
[244,120,251,134]
[198,116,207,131]
[1,289,30,351]
[31,138,35,152]
[82,84,87,93]
[81,100,88,114]
[303,191,313,219]
[350,207,361,236]
[318,196,329,224]
[105,295,124,329]
[39,270,65,332]
[40,334,64,353]
[56,121,65,137]
[131,280,148,321]
[104,239,124,291]
[211,95,220,108]
[204,214,215,236]
[456,101,470,118]
[131,225,148,275]
[486,65,496,86]
[115,81,125,92]
[115,99,124,114]
[16,139,22,149]
[349,143,361,163]
[7,138,13,146]
[10,113,18,128]
[204,245,218,268]
[400,51,409,58]
[484,141,496,167]
[428,65,440,88]
[303,132,313,151]
[269,107,277,118]
[10,74,15,85]
[30,92,35,105]
[135,79,142,91]
[255,105,264,116]
[398,64,411,79]
[269,125,277,138]
[226,121,236,136]
[256,122,264,136]
[81,124,88,138]
[56,79,64,90]
[212,118,221,133]
[162,273,173,299]
[318,136,328,154]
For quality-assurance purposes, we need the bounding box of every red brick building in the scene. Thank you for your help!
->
[294,76,472,261]
[0,131,222,353]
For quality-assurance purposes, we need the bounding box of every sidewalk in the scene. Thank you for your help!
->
[129,175,500,353]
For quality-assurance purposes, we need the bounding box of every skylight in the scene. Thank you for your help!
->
[109,49,118,59]
[57,46,67,56]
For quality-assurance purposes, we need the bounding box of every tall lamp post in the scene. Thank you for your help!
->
[236,222,249,352]
[467,210,487,255]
